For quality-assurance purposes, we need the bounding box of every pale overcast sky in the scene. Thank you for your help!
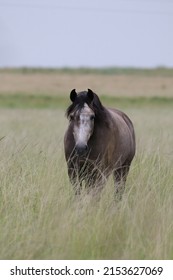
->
[0,0,173,68]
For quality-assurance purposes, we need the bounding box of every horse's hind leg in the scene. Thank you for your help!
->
[68,168,82,195]
[113,164,130,199]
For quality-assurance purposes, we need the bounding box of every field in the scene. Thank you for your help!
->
[0,68,173,259]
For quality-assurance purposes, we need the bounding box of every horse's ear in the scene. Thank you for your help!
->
[70,89,77,102]
[87,89,94,102]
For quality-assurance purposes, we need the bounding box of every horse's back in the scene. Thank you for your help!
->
[109,108,134,130]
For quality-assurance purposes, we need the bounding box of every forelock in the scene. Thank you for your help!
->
[66,90,105,120]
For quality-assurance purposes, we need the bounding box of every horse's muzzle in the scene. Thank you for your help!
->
[75,144,88,156]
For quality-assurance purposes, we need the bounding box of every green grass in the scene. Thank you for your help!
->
[0,93,173,109]
[0,94,68,109]
[0,106,173,259]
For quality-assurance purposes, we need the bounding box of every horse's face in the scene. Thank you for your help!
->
[70,103,95,156]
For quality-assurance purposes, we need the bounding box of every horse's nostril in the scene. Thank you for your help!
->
[84,145,88,151]
[75,144,88,155]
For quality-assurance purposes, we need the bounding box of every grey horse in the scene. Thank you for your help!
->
[64,89,135,196]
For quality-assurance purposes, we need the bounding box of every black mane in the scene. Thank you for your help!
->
[66,90,106,122]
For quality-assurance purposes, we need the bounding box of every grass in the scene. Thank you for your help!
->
[1,67,173,76]
[0,68,172,259]
[0,94,173,109]
[0,106,173,259]
[0,94,68,109]
[1,68,173,98]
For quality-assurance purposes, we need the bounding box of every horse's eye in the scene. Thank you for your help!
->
[70,115,74,121]
[90,115,95,121]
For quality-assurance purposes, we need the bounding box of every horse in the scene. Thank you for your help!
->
[64,89,136,197]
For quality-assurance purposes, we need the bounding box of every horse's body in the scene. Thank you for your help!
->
[64,89,135,196]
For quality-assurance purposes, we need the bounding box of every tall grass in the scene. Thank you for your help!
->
[0,107,173,259]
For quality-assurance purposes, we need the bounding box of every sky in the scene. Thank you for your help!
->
[1,0,173,68]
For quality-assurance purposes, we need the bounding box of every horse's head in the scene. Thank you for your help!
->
[66,89,96,156]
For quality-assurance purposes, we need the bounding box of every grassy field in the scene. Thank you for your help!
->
[0,68,173,259]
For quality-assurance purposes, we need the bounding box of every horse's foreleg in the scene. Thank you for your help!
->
[84,168,107,196]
